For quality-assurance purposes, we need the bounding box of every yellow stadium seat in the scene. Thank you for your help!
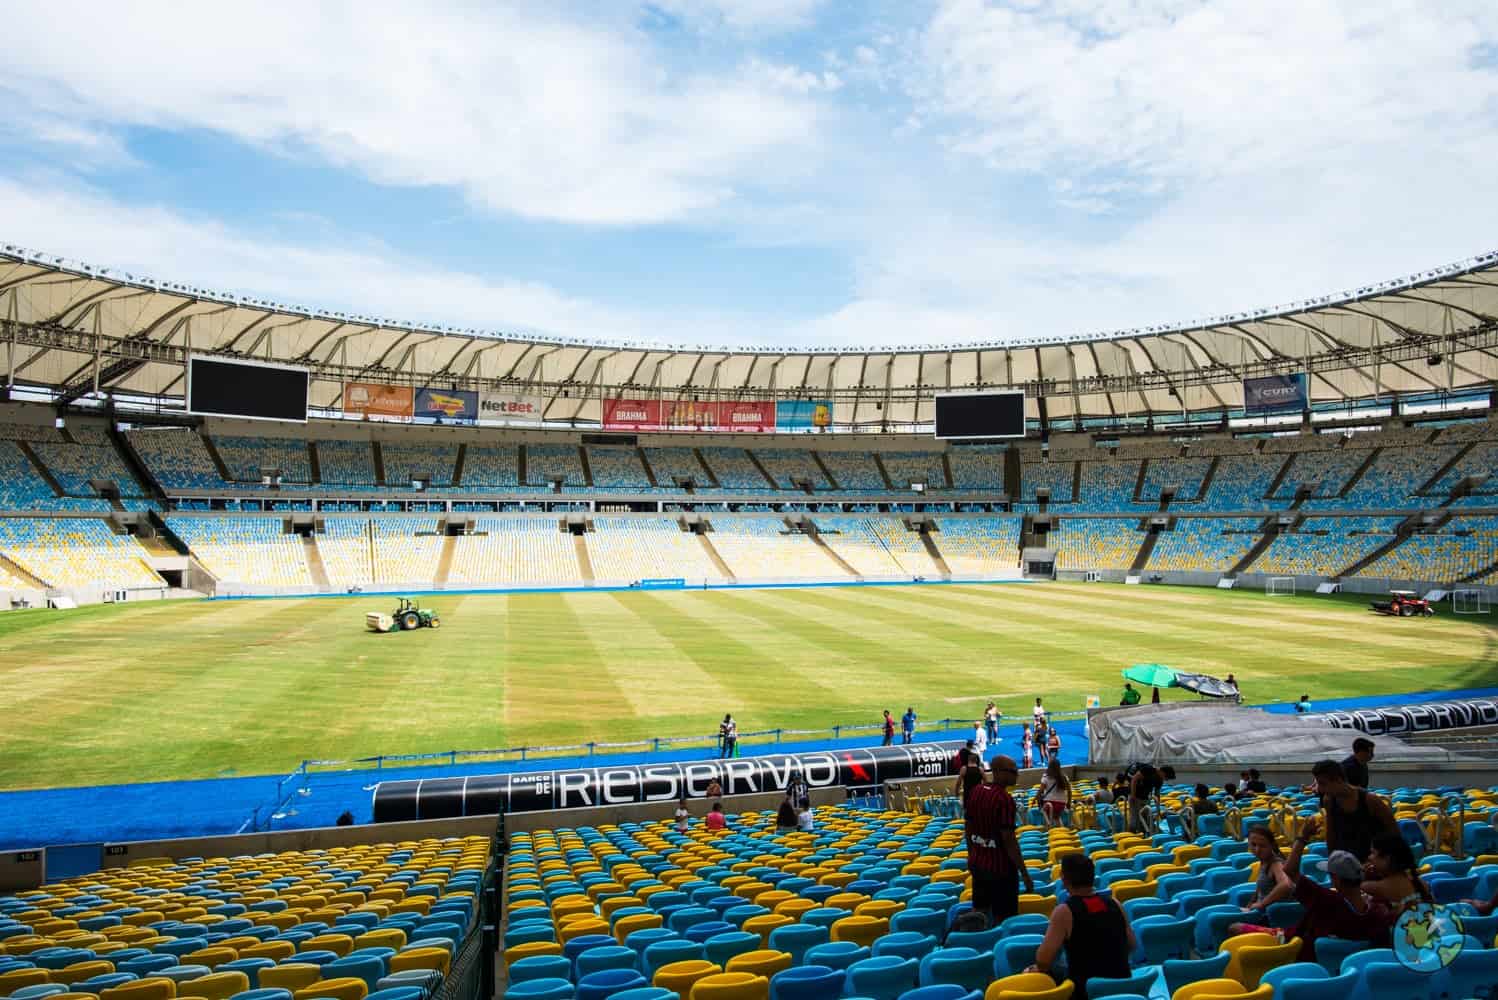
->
[56,960,117,985]
[740,914,793,947]
[351,928,405,952]
[388,946,450,976]
[181,947,238,970]
[689,971,770,1000]
[0,968,52,992]
[830,915,888,948]
[988,980,1074,1000]
[301,934,354,957]
[724,949,791,978]
[293,977,369,1000]
[1231,937,1302,988]
[259,964,324,992]
[1218,933,1280,986]
[1173,980,1259,1000]
[614,912,664,944]
[240,941,297,963]
[654,959,722,999]
[101,977,178,1000]
[559,917,610,944]
[181,971,251,1000]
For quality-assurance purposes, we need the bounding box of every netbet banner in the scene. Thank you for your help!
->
[777,400,834,429]
[344,382,414,419]
[414,387,479,423]
[479,391,547,423]
[604,398,775,432]
[1243,373,1307,415]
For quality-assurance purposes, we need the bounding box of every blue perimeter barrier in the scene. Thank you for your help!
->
[3,686,1497,853]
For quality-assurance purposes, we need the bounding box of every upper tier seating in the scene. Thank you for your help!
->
[816,451,887,491]
[1253,516,1402,578]
[1147,518,1261,572]
[1076,460,1142,512]
[0,518,162,589]
[1052,516,1143,569]
[1272,448,1368,501]
[448,517,579,585]
[587,446,653,490]
[165,516,311,587]
[460,445,522,490]
[1188,437,1260,456]
[1313,444,1459,511]
[881,452,949,490]
[371,517,443,583]
[381,444,458,487]
[1020,461,1075,503]
[931,516,1021,576]
[642,447,709,488]
[127,429,229,491]
[1195,455,1287,511]
[525,445,585,487]
[314,441,377,487]
[1355,515,1498,582]
[1437,418,1498,443]
[706,517,839,579]
[698,449,773,491]
[947,446,1006,490]
[317,517,374,586]
[0,835,488,1000]
[1140,457,1212,503]
[28,441,148,497]
[1429,440,1498,506]
[1262,431,1345,453]
[756,450,831,490]
[213,436,313,484]
[1116,437,1182,458]
[0,441,64,510]
[586,517,725,582]
[0,420,63,442]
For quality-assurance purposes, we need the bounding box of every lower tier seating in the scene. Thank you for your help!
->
[165,517,310,587]
[586,518,726,583]
[0,519,161,590]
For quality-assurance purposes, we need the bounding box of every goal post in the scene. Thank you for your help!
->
[1266,577,1295,597]
[1454,589,1489,615]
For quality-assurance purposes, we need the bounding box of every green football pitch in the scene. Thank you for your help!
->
[1,582,1495,790]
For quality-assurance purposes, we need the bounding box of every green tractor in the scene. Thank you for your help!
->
[366,597,441,633]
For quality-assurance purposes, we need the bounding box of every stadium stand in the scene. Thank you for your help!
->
[1437,418,1498,443]
[1312,444,1458,511]
[585,517,725,582]
[930,516,1021,576]
[371,517,443,584]
[164,516,311,587]
[460,444,522,490]
[1194,454,1286,511]
[756,449,831,490]
[447,517,580,586]
[126,429,229,490]
[0,518,162,590]
[1076,460,1142,511]
[1429,439,1498,505]
[212,435,313,484]
[881,451,948,490]
[0,420,63,443]
[698,448,773,491]
[1116,437,1181,458]
[1140,457,1212,503]
[0,441,65,510]
[642,447,709,488]
[812,516,911,577]
[1020,459,1075,504]
[864,517,945,577]
[1354,515,1498,582]
[1271,447,1368,501]
[381,443,458,487]
[28,440,148,498]
[815,451,886,491]
[525,444,586,487]
[316,517,375,587]
[1146,518,1262,572]
[1052,516,1143,570]
[1262,431,1345,454]
[586,446,654,490]
[1252,516,1403,578]
[706,517,839,579]
[314,440,378,487]
[0,835,488,1000]
[947,446,1007,490]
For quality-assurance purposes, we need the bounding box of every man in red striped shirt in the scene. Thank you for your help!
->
[965,753,1033,924]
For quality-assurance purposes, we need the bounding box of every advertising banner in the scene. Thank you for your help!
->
[414,386,479,423]
[479,391,547,423]
[604,397,776,432]
[776,399,834,429]
[1243,373,1307,414]
[603,398,661,431]
[343,381,414,419]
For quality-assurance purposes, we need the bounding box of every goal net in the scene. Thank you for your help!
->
[1267,577,1295,597]
[1454,589,1489,615]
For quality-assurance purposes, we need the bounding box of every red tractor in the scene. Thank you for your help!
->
[1370,590,1435,617]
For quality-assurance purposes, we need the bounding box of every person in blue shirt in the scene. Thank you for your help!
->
[1295,694,1313,714]
[901,707,917,744]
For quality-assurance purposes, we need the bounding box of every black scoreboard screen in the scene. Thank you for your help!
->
[188,356,309,422]
[934,391,1025,440]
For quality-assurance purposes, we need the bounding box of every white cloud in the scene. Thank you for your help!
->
[0,3,829,226]
[649,0,825,34]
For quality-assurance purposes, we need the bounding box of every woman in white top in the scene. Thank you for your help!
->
[674,797,690,833]
[796,801,815,831]
[973,720,988,758]
[1038,758,1071,827]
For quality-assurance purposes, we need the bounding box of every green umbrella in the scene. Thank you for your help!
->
[1122,663,1178,688]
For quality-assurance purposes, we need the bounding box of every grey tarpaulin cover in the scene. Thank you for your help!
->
[1088,703,1460,767]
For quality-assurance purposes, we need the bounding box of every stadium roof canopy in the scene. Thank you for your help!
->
[2,243,1497,429]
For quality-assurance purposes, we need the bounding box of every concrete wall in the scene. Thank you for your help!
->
[0,850,46,893]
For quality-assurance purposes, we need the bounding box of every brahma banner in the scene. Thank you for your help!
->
[1243,373,1307,414]
[343,382,413,419]
[479,391,547,423]
[414,387,478,423]
[603,398,775,432]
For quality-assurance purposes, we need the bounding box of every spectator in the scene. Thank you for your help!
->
[973,719,989,759]
[1295,694,1313,714]
[705,801,727,831]
[775,793,798,831]
[1033,697,1046,727]
[1151,686,1161,704]
[1120,683,1141,706]
[718,714,731,756]
[1125,762,1175,834]
[1028,854,1134,992]
[1038,758,1070,826]
[1280,819,1393,962]
[1035,717,1050,765]
[706,777,722,799]
[953,739,976,773]
[901,706,917,744]
[1314,759,1396,862]
[1223,780,1243,800]
[1225,672,1239,698]
[725,715,739,757]
[1343,737,1375,789]
[1245,769,1267,794]
[882,709,895,746]
[1046,727,1061,761]
[1191,784,1218,815]
[1362,830,1431,911]
[965,754,1034,924]
[1020,723,1034,769]
[1228,826,1294,934]
[955,754,985,805]
[985,701,1000,743]
[335,811,354,827]
[1110,773,1130,803]
[786,768,808,805]
[795,799,815,832]
[674,797,691,833]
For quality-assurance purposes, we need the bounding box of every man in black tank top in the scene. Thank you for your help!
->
[1028,854,1134,991]
[1313,759,1395,862]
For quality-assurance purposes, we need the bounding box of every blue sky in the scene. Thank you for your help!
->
[1,0,1496,349]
